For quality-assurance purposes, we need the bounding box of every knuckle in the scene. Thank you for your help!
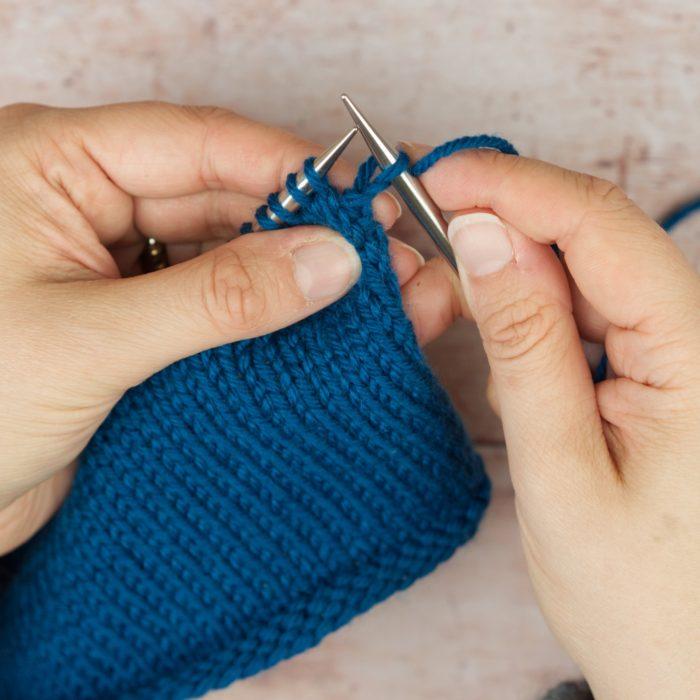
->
[578,173,630,213]
[471,146,521,178]
[188,106,238,189]
[566,174,641,250]
[183,104,232,123]
[480,293,563,363]
[200,246,270,335]
[0,104,46,163]
[0,102,42,126]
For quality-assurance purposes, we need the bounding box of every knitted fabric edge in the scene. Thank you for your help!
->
[122,485,489,699]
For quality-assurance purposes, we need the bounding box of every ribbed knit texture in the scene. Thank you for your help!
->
[0,135,517,700]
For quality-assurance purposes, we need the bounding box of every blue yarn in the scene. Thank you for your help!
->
[410,134,519,175]
[659,195,700,233]
[0,134,516,700]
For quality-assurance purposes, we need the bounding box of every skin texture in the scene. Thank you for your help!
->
[1,103,698,699]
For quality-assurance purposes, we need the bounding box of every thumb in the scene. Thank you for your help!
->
[82,226,361,388]
[446,212,611,498]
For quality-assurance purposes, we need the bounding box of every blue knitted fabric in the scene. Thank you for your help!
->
[0,135,517,700]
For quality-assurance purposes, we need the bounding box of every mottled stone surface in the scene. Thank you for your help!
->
[2,1,698,697]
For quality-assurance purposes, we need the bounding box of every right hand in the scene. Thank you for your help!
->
[400,145,700,699]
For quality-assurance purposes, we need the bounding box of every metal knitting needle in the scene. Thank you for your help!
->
[340,94,457,271]
[254,127,358,229]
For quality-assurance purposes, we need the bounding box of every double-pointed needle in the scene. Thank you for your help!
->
[255,127,357,229]
[341,94,457,270]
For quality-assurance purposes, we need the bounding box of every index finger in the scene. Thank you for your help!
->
[406,145,698,335]
[64,101,398,220]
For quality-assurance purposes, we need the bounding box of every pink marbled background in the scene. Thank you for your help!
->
[2,1,698,698]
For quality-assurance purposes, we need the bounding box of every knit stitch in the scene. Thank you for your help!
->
[0,134,516,700]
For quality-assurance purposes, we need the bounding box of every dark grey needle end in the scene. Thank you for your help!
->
[340,94,398,168]
[340,94,457,270]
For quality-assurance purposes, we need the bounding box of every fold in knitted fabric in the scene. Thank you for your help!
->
[0,135,517,700]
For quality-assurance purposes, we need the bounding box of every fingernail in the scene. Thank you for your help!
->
[386,191,403,218]
[447,212,513,277]
[397,140,430,153]
[293,239,361,300]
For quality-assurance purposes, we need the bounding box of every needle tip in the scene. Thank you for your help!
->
[312,126,357,177]
[340,93,357,116]
[338,93,397,168]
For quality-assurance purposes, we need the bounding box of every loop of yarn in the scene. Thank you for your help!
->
[246,134,517,234]
[1,134,516,700]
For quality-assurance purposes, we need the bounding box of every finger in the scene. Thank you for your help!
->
[446,212,613,498]
[23,121,135,245]
[563,257,608,343]
[486,373,500,416]
[166,242,205,266]
[403,144,699,388]
[117,206,409,280]
[27,103,399,247]
[388,237,425,286]
[109,241,143,277]
[72,102,322,197]
[400,257,470,346]
[66,102,400,227]
[135,187,400,244]
[134,190,258,242]
[66,227,361,389]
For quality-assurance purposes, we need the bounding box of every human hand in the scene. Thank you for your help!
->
[400,145,700,698]
[0,101,423,554]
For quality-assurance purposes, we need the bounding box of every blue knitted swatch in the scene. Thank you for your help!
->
[0,135,517,700]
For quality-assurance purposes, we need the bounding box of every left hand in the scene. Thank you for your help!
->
[0,101,433,554]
